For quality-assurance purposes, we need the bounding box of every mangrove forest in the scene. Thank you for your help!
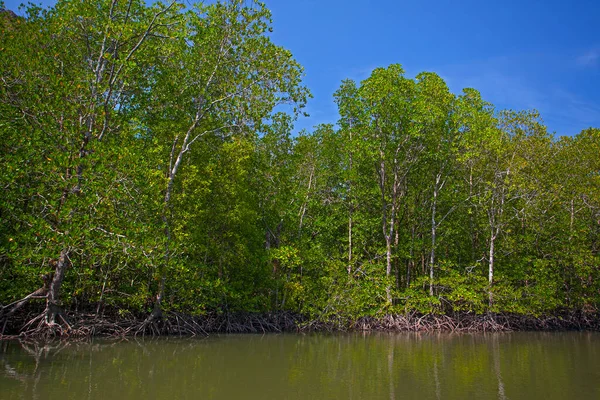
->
[0,0,599,337]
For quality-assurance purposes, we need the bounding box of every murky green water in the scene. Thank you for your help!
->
[1,332,599,399]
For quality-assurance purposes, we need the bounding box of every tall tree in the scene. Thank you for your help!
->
[413,72,456,296]
[142,0,308,319]
[358,65,422,303]
[0,0,180,328]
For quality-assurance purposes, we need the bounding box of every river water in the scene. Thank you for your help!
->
[1,332,599,399]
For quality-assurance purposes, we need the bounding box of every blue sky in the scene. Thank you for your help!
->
[264,0,600,137]
[4,0,599,137]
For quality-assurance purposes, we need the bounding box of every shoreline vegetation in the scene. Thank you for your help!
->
[1,0,599,342]
[2,308,599,340]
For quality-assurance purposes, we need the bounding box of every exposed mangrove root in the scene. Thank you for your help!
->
[350,313,511,333]
[0,274,51,335]
[1,308,599,340]
[1,252,73,339]
[303,311,600,333]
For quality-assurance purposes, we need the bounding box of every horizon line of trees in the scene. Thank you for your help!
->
[1,1,599,329]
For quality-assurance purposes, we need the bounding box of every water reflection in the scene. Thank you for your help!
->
[1,332,599,399]
[491,334,506,400]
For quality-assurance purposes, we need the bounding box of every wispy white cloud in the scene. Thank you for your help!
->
[416,55,600,135]
[576,49,600,67]
[429,56,546,111]
[328,54,600,136]
[542,88,600,135]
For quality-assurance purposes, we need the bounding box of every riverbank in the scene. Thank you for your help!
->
[2,307,599,340]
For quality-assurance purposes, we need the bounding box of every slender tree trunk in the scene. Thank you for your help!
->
[298,164,314,236]
[377,137,404,304]
[150,118,198,319]
[488,168,508,308]
[384,197,397,304]
[348,213,353,276]
[385,235,393,302]
[488,230,495,307]
[153,275,166,319]
[394,227,400,289]
[429,225,436,296]
[407,225,415,288]
[348,127,353,276]
[45,249,69,326]
[569,198,575,241]
[469,166,476,262]
[429,176,439,296]
[378,154,393,303]
[151,173,175,320]
[565,198,575,304]
[386,159,402,303]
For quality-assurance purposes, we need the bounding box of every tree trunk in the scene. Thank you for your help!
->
[45,250,69,326]
[385,235,393,303]
[429,179,438,297]
[394,227,400,290]
[151,275,166,320]
[152,177,174,321]
[348,127,353,276]
[348,212,353,276]
[469,166,476,262]
[407,225,415,288]
[488,231,495,307]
